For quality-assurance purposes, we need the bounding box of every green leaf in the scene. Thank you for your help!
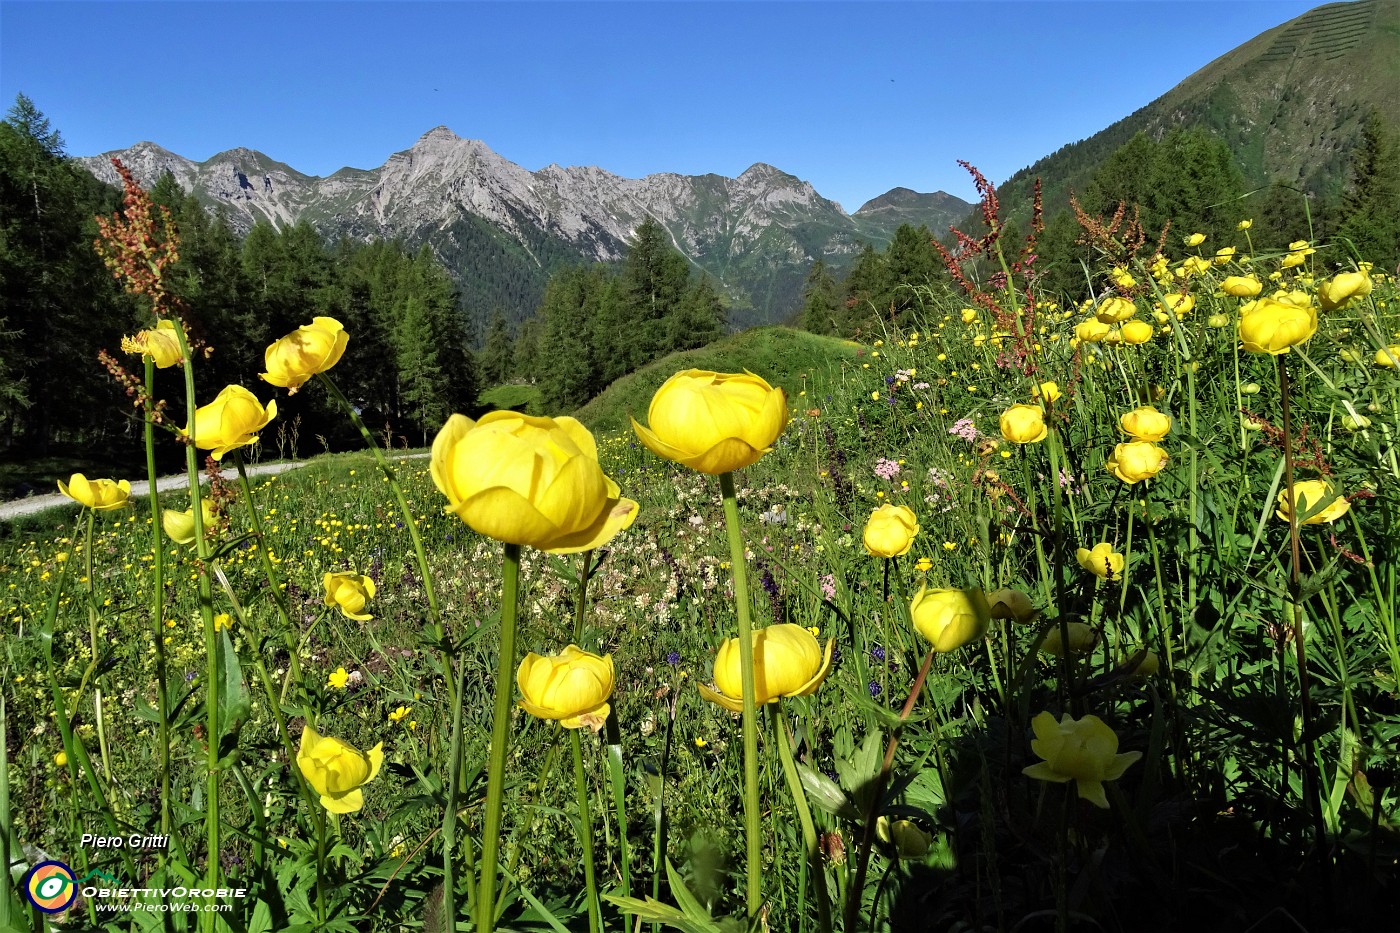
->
[795,762,860,819]
[216,626,251,741]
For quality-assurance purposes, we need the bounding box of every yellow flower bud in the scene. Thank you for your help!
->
[261,317,349,391]
[862,504,919,558]
[698,624,833,712]
[1000,404,1048,444]
[987,588,1037,623]
[1221,275,1263,298]
[1238,298,1317,355]
[162,499,216,546]
[1118,406,1171,442]
[909,586,990,652]
[1094,296,1137,324]
[182,385,277,461]
[517,645,615,731]
[1120,320,1154,344]
[433,412,638,553]
[1105,441,1169,484]
[632,370,788,475]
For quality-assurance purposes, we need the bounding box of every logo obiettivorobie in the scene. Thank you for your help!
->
[25,860,77,913]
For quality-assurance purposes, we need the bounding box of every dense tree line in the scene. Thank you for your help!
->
[489,219,727,411]
[0,95,476,462]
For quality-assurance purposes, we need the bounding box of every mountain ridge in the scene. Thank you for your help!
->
[78,128,971,325]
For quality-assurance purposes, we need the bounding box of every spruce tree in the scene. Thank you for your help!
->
[799,259,840,335]
[478,310,515,386]
[667,277,726,353]
[1336,112,1400,263]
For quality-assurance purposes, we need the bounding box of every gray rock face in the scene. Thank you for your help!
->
[79,126,970,320]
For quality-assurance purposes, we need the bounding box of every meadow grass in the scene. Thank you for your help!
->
[2,224,1399,931]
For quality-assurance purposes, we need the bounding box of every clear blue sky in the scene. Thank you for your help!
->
[2,0,1319,212]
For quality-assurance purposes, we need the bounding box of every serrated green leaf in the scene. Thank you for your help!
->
[795,762,859,819]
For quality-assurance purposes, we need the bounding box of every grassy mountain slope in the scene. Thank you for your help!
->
[997,0,1399,218]
[573,326,863,433]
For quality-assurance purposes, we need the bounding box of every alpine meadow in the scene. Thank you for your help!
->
[2,2,1400,932]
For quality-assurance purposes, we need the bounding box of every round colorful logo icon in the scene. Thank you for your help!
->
[25,860,77,913]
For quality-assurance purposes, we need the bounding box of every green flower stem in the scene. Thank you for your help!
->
[168,321,220,928]
[478,543,523,933]
[844,647,935,933]
[719,470,762,917]
[315,372,454,709]
[572,729,602,933]
[231,451,304,696]
[575,549,594,643]
[441,653,470,930]
[82,508,115,793]
[604,711,632,903]
[775,706,831,933]
[1276,358,1328,855]
[143,358,172,839]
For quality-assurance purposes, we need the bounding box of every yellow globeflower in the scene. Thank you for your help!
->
[1032,381,1061,404]
[1237,219,1253,230]
[183,385,277,460]
[162,499,216,545]
[1120,320,1154,345]
[631,370,788,475]
[1238,298,1317,355]
[432,412,638,553]
[1075,318,1112,343]
[1023,712,1140,809]
[1275,480,1350,525]
[261,316,349,391]
[698,623,833,712]
[1094,296,1137,324]
[1280,240,1314,269]
[122,319,184,368]
[1118,406,1171,442]
[323,571,376,621]
[296,725,383,814]
[1000,404,1048,444]
[1180,256,1213,277]
[1214,246,1236,265]
[1221,275,1263,298]
[862,504,920,558]
[961,308,979,324]
[1375,346,1400,368]
[1317,271,1372,312]
[58,474,131,511]
[1076,542,1124,580]
[1105,441,1168,484]
[987,588,1037,623]
[517,645,615,731]
[909,586,991,652]
[1184,233,1206,247]
[1159,293,1194,317]
[1041,622,1099,657]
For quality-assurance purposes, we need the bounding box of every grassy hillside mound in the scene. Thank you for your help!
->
[573,325,863,432]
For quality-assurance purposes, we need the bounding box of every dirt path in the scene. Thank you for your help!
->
[0,460,310,521]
